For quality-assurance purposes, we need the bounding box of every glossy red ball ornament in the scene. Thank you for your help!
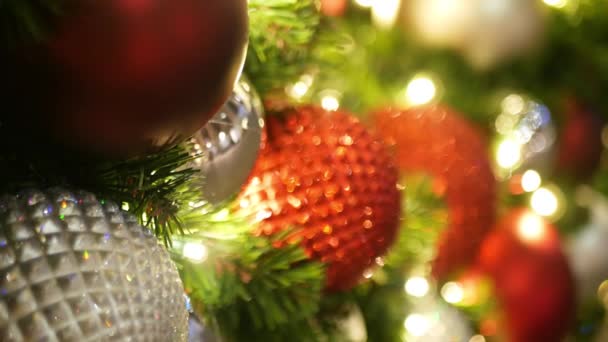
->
[238,106,401,292]
[2,0,248,156]
[372,105,496,280]
[557,99,605,179]
[477,209,575,342]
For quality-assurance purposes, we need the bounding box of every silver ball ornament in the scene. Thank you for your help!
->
[0,189,188,341]
[189,76,264,206]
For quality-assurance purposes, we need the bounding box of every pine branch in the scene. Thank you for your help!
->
[246,0,321,95]
[172,210,325,341]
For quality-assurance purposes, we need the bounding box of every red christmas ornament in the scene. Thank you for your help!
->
[557,99,605,178]
[372,105,496,280]
[2,0,248,156]
[478,209,575,342]
[238,106,401,291]
[320,0,348,17]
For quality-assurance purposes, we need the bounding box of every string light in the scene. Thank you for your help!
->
[183,242,209,262]
[496,138,522,169]
[405,277,430,297]
[404,314,430,337]
[531,187,559,217]
[521,169,541,192]
[517,212,546,243]
[286,74,314,99]
[543,0,568,8]
[441,282,464,304]
[371,0,402,29]
[405,75,437,106]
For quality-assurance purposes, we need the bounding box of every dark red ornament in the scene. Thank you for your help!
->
[372,105,496,280]
[238,106,401,292]
[2,0,248,156]
[477,209,575,342]
[557,98,605,178]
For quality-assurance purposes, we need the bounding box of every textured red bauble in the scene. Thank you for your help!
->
[477,209,575,342]
[372,105,496,280]
[238,106,401,291]
[2,0,248,156]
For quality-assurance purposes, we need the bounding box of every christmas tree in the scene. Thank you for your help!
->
[1,0,608,341]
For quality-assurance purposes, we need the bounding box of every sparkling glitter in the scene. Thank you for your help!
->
[83,251,90,260]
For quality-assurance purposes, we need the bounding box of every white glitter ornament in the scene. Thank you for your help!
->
[189,76,264,206]
[0,188,188,341]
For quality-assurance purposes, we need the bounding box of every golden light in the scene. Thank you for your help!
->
[404,313,430,337]
[405,277,430,297]
[286,74,314,99]
[405,75,437,106]
[321,93,341,111]
[441,282,464,304]
[354,0,374,8]
[531,187,559,217]
[517,212,546,244]
[521,169,541,192]
[183,242,209,262]
[469,335,487,342]
[372,0,401,29]
[501,94,526,116]
[496,138,522,169]
[543,0,568,8]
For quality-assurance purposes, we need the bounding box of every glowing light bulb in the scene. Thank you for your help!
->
[183,242,209,262]
[405,76,437,106]
[405,277,430,297]
[543,0,568,8]
[372,0,401,29]
[496,139,522,169]
[531,187,559,217]
[354,0,374,7]
[441,282,464,304]
[321,95,340,111]
[517,212,546,243]
[521,170,541,192]
[404,314,430,337]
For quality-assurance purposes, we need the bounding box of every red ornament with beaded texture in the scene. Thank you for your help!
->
[372,105,496,280]
[238,106,401,292]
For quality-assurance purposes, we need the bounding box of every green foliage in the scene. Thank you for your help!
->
[246,0,320,95]
[173,211,325,342]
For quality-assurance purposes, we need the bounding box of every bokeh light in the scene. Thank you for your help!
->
[521,169,541,192]
[354,0,374,8]
[496,138,522,169]
[404,313,431,337]
[183,242,209,262]
[543,0,568,8]
[405,277,430,297]
[517,212,546,243]
[531,187,559,217]
[372,0,401,28]
[441,282,465,304]
[501,94,526,115]
[405,75,437,106]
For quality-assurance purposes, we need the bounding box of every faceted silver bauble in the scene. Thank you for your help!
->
[189,76,264,206]
[0,189,188,341]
